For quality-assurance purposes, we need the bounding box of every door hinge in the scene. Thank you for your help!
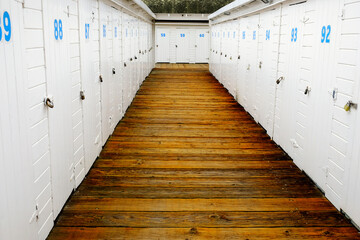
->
[99,75,103,82]
[29,204,39,223]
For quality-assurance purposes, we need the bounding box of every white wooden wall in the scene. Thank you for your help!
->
[155,25,209,63]
[0,0,155,239]
[209,0,360,228]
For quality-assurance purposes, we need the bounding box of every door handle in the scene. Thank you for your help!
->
[175,45,178,48]
[99,75,103,83]
[259,61,262,69]
[276,76,284,84]
[44,97,54,108]
[124,62,127,67]
[130,58,133,61]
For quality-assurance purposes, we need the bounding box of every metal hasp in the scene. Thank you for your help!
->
[276,76,284,84]
[344,101,358,112]
[99,75,103,82]
[44,97,54,109]
[259,61,262,69]
[304,86,311,95]
[112,68,116,74]
[80,91,85,100]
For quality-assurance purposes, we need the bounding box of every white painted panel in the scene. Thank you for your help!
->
[99,0,113,144]
[79,0,102,174]
[256,8,281,137]
[176,29,190,63]
[43,0,75,218]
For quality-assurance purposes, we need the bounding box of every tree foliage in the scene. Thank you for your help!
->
[143,0,234,14]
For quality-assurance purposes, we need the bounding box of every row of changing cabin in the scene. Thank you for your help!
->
[0,0,155,239]
[209,0,360,230]
[2,0,360,239]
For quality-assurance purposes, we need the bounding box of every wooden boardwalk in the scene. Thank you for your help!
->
[48,64,360,239]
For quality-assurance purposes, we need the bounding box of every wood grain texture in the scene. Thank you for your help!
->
[48,64,360,239]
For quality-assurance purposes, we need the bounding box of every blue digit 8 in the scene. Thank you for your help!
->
[3,11,11,42]
[54,19,58,40]
[321,26,326,43]
[59,19,63,40]
[326,25,331,43]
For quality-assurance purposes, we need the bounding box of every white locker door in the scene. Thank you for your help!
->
[43,0,74,218]
[79,0,102,174]
[176,29,190,63]
[195,29,209,63]
[220,29,226,85]
[99,1,113,144]
[0,1,41,239]
[273,1,306,157]
[321,0,360,208]
[246,14,260,121]
[122,13,131,111]
[256,8,281,137]
[228,23,238,98]
[342,2,360,226]
[156,28,170,62]
[112,9,122,125]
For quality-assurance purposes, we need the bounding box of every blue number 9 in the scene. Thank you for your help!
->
[54,19,58,40]
[3,11,11,42]
[321,26,326,43]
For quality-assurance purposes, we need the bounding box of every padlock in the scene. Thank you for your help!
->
[344,101,351,112]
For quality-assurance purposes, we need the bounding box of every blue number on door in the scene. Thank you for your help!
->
[180,33,185,37]
[103,25,106,38]
[291,27,298,42]
[59,20,63,40]
[266,30,270,40]
[233,32,236,38]
[85,23,90,39]
[253,31,256,40]
[321,25,331,43]
[161,33,166,37]
[2,11,11,42]
[199,34,205,37]
[54,19,59,40]
[115,27,117,38]
[242,31,245,39]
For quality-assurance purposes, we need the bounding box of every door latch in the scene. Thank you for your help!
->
[259,61,262,69]
[112,68,116,74]
[99,75,103,82]
[344,101,358,112]
[80,91,85,100]
[304,86,311,95]
[276,76,284,84]
[44,97,54,108]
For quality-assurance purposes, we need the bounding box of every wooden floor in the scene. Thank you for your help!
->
[48,64,360,239]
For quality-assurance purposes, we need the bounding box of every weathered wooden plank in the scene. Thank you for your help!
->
[47,227,360,240]
[65,198,335,212]
[73,186,323,198]
[56,211,351,228]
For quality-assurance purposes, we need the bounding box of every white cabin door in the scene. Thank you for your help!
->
[99,1,113,144]
[176,29,190,63]
[156,28,170,62]
[79,0,102,175]
[43,0,74,218]
[256,7,281,137]
[195,29,209,63]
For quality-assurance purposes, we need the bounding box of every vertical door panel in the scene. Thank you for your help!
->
[99,1,113,144]
[256,8,281,137]
[43,0,74,218]
[196,29,210,63]
[176,29,190,63]
[79,0,102,174]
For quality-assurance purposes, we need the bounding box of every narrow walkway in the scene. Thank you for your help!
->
[48,64,360,239]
